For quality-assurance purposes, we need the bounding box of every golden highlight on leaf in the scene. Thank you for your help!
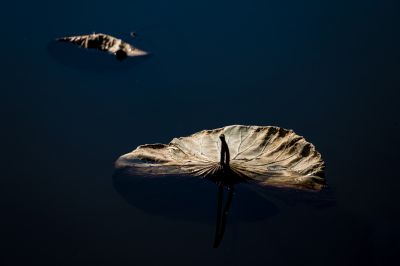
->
[115,125,326,190]
[57,33,148,60]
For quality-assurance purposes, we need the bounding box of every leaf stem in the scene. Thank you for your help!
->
[219,134,230,166]
[213,184,234,248]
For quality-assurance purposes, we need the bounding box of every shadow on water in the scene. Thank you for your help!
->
[47,40,151,71]
[113,169,279,223]
[243,183,337,210]
[113,168,336,248]
[113,169,280,247]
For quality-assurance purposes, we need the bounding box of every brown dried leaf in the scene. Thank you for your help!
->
[57,33,147,60]
[115,125,326,190]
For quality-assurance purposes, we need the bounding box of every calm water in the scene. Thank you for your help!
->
[1,0,399,265]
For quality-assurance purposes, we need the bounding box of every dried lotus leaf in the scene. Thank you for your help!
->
[116,125,326,190]
[57,33,147,60]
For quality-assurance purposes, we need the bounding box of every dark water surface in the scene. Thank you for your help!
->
[1,0,399,265]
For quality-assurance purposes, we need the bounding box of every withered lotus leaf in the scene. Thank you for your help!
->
[115,125,326,190]
[57,33,147,60]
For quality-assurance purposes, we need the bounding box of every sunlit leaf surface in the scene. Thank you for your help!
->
[116,125,325,190]
[57,33,148,60]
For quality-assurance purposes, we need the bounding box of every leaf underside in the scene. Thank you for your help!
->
[115,125,326,190]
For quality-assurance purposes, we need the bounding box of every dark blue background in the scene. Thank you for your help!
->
[1,0,399,265]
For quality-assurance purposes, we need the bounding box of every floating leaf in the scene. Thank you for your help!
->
[116,125,326,190]
[57,33,148,60]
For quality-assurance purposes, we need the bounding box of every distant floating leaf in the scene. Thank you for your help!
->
[57,33,148,60]
[116,125,326,190]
